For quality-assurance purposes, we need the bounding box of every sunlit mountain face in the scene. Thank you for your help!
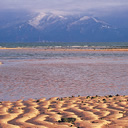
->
[0,10,128,43]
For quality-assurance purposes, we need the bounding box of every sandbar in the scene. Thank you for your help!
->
[1,47,128,51]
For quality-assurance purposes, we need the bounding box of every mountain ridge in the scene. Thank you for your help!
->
[0,12,128,43]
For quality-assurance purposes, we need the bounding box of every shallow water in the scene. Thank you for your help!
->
[0,48,128,101]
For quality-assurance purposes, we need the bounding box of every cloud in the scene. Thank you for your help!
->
[0,0,128,15]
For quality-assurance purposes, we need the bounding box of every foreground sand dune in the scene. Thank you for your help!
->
[0,95,128,128]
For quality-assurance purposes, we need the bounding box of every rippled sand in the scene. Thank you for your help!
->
[0,95,128,128]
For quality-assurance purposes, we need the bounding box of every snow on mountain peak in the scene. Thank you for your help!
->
[59,15,63,18]
[92,17,100,23]
[28,13,67,29]
[80,16,90,21]
[29,13,46,28]
[101,25,111,29]
[46,14,66,21]
[92,17,107,24]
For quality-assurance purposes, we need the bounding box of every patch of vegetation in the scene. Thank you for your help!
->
[56,98,63,101]
[48,106,52,109]
[86,96,90,99]
[60,98,63,101]
[36,100,40,102]
[58,117,76,123]
[98,100,100,103]
[91,96,95,99]
[92,121,98,123]
[56,98,59,100]
[102,99,106,101]
[108,95,113,97]
[8,109,13,113]
[119,111,124,114]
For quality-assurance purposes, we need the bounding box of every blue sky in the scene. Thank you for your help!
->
[0,0,128,16]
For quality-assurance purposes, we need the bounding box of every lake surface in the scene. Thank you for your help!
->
[0,48,128,101]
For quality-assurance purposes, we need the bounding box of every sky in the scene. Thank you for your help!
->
[0,0,128,16]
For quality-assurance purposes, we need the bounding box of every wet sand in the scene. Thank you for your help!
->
[0,95,128,128]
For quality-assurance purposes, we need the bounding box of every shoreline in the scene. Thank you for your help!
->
[0,95,128,128]
[1,47,128,51]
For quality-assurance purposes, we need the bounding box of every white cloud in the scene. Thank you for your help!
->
[0,0,128,15]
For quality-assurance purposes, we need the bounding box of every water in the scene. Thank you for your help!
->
[0,48,128,101]
[0,42,128,48]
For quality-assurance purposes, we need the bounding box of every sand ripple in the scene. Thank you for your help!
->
[0,95,128,128]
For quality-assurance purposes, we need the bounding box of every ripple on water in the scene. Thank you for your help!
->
[0,50,128,101]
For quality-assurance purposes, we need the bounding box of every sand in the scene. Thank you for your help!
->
[0,95,128,128]
[1,47,128,51]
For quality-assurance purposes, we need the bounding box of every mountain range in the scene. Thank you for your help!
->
[0,11,128,43]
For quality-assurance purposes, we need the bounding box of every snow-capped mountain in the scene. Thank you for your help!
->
[0,12,128,43]
[28,13,111,31]
[29,13,68,29]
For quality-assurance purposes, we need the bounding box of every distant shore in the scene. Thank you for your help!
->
[0,95,128,128]
[1,47,128,51]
